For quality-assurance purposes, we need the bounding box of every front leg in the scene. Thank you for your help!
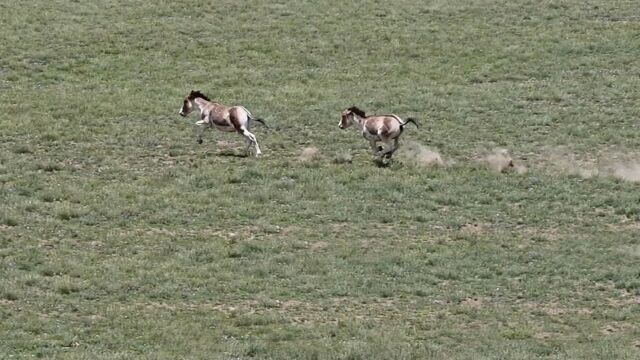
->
[369,140,381,155]
[195,120,206,144]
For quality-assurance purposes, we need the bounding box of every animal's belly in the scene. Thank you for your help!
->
[214,124,236,132]
[362,131,380,141]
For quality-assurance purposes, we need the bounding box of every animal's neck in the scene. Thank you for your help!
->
[352,115,366,129]
[195,97,224,111]
[193,98,209,111]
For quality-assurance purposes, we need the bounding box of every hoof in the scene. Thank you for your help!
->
[373,157,390,167]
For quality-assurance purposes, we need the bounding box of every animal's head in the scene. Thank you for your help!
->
[339,106,365,129]
[179,90,210,117]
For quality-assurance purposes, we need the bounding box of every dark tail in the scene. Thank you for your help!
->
[252,118,269,129]
[401,117,418,130]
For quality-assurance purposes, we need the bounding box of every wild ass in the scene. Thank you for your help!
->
[179,90,266,157]
[338,106,418,160]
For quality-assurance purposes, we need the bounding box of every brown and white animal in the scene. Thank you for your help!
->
[338,106,418,159]
[179,90,266,157]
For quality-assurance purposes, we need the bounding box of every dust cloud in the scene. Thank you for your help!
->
[611,161,640,183]
[482,148,528,174]
[397,141,445,167]
[298,147,320,162]
[539,148,640,183]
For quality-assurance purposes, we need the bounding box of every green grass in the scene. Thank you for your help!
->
[2,0,640,358]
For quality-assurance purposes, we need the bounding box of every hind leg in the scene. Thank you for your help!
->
[380,138,399,159]
[241,129,262,157]
[388,138,400,158]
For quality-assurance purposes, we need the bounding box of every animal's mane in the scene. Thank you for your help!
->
[347,106,366,117]
[189,90,211,101]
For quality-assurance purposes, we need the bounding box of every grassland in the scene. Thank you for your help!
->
[1,0,640,358]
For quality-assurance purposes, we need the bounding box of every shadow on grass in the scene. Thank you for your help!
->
[373,158,392,168]
[217,150,249,158]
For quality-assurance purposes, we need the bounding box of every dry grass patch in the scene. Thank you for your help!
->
[520,302,595,318]
[309,241,330,251]
[215,140,237,149]
[520,226,562,242]
[461,297,486,308]
[601,322,638,335]
[460,223,492,236]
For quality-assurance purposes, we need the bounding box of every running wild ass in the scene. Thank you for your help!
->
[339,106,418,159]
[179,90,266,156]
